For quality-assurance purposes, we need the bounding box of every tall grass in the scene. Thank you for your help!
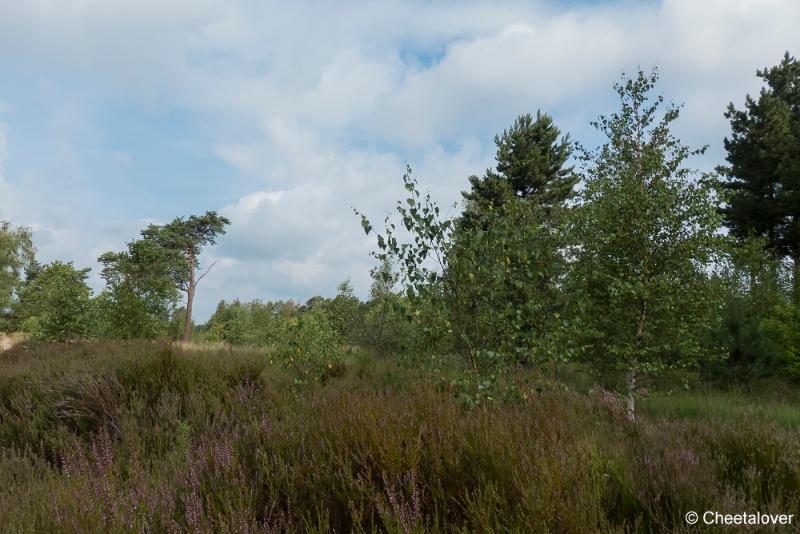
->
[643,386,800,430]
[1,341,799,532]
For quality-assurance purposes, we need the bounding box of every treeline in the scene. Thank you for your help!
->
[0,212,229,343]
[201,276,411,352]
[1,55,799,411]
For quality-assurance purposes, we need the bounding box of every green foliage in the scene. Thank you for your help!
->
[454,111,578,369]
[203,299,300,346]
[167,306,195,341]
[358,166,570,371]
[719,52,800,300]
[568,69,722,412]
[325,279,361,341]
[271,306,344,383]
[14,261,95,342]
[463,111,578,213]
[356,167,466,357]
[707,238,790,383]
[357,259,414,354]
[449,197,568,367]
[132,211,230,341]
[0,221,34,330]
[96,238,181,339]
[761,303,800,380]
[358,110,578,371]
[203,300,252,344]
[139,211,230,292]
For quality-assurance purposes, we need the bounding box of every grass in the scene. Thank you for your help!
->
[1,341,799,532]
[642,385,800,431]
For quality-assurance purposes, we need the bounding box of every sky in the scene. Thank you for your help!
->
[0,0,798,321]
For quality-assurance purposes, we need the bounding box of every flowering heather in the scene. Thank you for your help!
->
[1,341,799,532]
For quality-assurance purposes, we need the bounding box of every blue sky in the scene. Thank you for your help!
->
[0,0,798,321]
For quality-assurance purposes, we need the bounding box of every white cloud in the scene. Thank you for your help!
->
[0,0,798,319]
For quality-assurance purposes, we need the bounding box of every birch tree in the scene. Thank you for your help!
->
[569,69,721,420]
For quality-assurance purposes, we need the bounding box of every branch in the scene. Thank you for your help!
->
[196,260,219,285]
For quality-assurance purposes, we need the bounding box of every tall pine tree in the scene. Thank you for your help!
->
[462,111,578,219]
[719,52,800,299]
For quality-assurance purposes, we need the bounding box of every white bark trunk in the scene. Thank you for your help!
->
[626,372,636,422]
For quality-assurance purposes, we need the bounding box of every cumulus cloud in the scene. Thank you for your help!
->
[0,0,798,319]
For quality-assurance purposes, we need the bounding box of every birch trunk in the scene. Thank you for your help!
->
[626,371,636,422]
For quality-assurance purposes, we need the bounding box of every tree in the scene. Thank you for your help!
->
[453,113,576,368]
[358,166,565,370]
[719,52,800,300]
[462,111,577,220]
[325,280,362,341]
[273,305,343,383]
[568,69,722,420]
[14,261,94,342]
[708,237,788,385]
[451,114,575,368]
[137,211,229,341]
[357,168,475,362]
[358,258,412,354]
[96,238,181,339]
[0,221,34,330]
[448,196,567,368]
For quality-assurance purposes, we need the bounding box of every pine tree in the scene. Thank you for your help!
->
[719,52,800,299]
[139,211,230,342]
[463,111,578,213]
[99,211,230,342]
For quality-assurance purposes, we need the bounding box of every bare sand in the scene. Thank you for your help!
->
[0,334,19,352]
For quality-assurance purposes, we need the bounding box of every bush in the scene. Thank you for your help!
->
[272,307,345,383]
[761,303,800,380]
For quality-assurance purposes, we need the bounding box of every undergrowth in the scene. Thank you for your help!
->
[1,341,799,532]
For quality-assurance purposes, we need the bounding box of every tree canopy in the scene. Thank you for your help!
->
[138,211,230,341]
[568,69,722,418]
[0,221,34,330]
[719,51,800,299]
[462,111,578,219]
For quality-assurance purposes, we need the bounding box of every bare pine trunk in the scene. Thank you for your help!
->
[182,250,195,342]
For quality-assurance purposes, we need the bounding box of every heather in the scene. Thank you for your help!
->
[1,341,799,533]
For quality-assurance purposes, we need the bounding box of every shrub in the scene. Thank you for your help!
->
[2,341,800,532]
[272,307,345,383]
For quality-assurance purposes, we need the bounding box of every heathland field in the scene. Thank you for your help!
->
[3,47,800,534]
[1,341,799,533]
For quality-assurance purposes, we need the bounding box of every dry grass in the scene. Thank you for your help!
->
[0,331,27,352]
